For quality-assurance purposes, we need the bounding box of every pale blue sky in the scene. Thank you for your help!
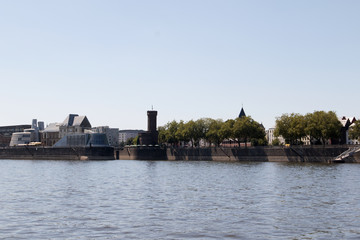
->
[1,0,359,130]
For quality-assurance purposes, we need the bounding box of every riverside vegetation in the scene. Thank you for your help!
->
[158,116,266,147]
[157,111,360,147]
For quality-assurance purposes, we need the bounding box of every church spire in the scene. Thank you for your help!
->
[238,107,246,118]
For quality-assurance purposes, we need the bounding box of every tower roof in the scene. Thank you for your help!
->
[239,107,246,118]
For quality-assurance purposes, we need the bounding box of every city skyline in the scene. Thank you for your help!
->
[1,1,359,130]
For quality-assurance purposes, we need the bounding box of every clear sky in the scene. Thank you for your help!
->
[1,0,359,130]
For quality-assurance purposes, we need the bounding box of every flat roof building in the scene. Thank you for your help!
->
[0,125,32,147]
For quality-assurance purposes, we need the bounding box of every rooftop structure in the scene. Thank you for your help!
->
[59,114,91,138]
[339,116,359,145]
[239,107,246,118]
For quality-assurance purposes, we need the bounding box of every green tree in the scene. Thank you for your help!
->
[274,113,306,145]
[205,119,224,146]
[250,122,267,146]
[194,118,207,141]
[305,111,342,145]
[163,120,180,145]
[124,137,134,146]
[233,116,265,147]
[252,137,268,146]
[219,119,235,146]
[176,120,191,145]
[158,126,167,144]
[271,138,281,146]
[158,123,179,145]
[349,120,360,141]
[184,120,203,147]
[132,136,139,145]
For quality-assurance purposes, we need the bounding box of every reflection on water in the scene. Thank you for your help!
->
[0,160,360,239]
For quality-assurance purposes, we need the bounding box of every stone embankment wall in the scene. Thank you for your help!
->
[117,146,354,163]
[353,152,360,162]
[340,151,360,163]
[0,146,115,160]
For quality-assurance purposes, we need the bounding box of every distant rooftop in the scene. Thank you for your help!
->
[61,114,79,126]
[61,114,91,128]
[119,129,145,133]
[43,123,60,133]
[0,124,32,130]
[239,107,246,118]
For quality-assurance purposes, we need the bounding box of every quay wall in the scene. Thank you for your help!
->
[0,146,115,160]
[338,151,360,163]
[117,146,354,163]
[2,146,356,163]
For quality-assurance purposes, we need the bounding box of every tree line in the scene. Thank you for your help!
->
[158,116,266,147]
[156,110,360,147]
[274,110,345,145]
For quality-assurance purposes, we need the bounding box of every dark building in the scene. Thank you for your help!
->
[139,110,159,145]
[0,125,32,147]
[336,116,357,145]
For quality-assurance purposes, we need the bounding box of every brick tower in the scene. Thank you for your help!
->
[139,110,159,145]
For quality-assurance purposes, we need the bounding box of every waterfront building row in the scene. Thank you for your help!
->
[1,110,359,147]
[1,114,120,147]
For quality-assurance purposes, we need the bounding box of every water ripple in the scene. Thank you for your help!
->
[0,160,360,239]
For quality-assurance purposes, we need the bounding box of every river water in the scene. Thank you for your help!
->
[0,160,359,239]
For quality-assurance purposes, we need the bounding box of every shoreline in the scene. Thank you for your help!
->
[1,145,359,163]
[0,146,115,160]
[117,145,360,163]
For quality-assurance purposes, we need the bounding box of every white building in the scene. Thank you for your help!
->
[266,128,285,145]
[92,126,119,147]
[9,132,31,146]
[9,119,44,146]
[119,130,145,144]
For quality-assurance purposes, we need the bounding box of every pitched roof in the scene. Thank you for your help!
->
[239,107,246,118]
[43,123,60,132]
[61,114,91,128]
[62,114,79,126]
[73,116,91,128]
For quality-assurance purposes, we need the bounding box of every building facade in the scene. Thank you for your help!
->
[9,132,31,146]
[59,114,92,139]
[266,128,285,145]
[9,119,44,147]
[341,116,359,145]
[41,123,61,146]
[0,125,31,147]
[53,133,109,147]
[92,126,119,147]
[119,130,145,144]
